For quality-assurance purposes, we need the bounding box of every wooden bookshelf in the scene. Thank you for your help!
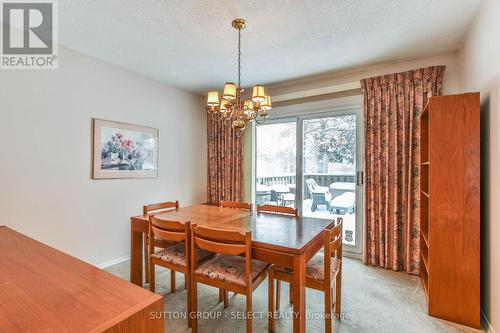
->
[420,104,430,302]
[419,93,480,329]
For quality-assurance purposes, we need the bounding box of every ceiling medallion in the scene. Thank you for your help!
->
[205,19,271,132]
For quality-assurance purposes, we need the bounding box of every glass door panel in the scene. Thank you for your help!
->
[255,122,297,208]
[253,109,363,254]
[301,114,360,249]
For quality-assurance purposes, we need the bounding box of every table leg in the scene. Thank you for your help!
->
[130,227,144,286]
[292,253,306,333]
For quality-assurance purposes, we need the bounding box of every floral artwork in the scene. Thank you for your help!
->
[101,130,154,170]
[93,119,158,179]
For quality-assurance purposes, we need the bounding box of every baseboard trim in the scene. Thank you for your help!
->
[482,310,497,333]
[95,255,130,269]
[343,251,362,260]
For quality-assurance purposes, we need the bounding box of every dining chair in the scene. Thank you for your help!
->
[144,200,180,215]
[143,201,179,284]
[148,216,214,326]
[190,226,269,333]
[218,200,254,306]
[268,217,343,333]
[223,204,298,309]
[218,200,253,305]
[219,200,253,211]
[256,204,298,307]
[257,204,298,217]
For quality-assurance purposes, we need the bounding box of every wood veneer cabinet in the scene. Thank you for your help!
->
[419,92,480,329]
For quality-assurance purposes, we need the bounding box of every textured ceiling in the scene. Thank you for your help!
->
[60,0,483,93]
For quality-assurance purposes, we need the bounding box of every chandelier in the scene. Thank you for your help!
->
[205,19,271,132]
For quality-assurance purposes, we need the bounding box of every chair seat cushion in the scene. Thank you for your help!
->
[151,242,213,267]
[272,253,341,281]
[194,255,269,287]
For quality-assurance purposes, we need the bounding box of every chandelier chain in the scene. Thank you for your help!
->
[238,27,242,90]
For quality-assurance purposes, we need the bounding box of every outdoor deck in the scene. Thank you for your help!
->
[256,174,357,246]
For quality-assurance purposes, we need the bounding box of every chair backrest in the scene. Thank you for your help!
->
[306,179,317,192]
[148,215,190,264]
[143,200,179,215]
[257,204,298,217]
[219,200,252,211]
[323,217,343,284]
[191,225,252,289]
[149,215,188,243]
[270,190,278,202]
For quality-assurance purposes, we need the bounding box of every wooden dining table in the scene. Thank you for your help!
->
[130,204,334,333]
[0,226,163,333]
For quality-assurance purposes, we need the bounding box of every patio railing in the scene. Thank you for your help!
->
[257,173,355,199]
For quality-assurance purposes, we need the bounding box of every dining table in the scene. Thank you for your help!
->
[130,204,334,333]
[0,226,163,333]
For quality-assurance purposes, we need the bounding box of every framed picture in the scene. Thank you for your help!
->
[92,119,158,179]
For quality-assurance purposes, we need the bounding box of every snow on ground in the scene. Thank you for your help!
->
[301,199,356,246]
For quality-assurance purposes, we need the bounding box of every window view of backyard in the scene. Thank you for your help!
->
[256,122,297,208]
[256,115,357,247]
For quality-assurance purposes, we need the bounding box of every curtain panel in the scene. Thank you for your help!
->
[361,66,445,274]
[207,118,244,205]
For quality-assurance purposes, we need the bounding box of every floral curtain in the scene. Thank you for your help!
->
[361,66,445,274]
[207,118,244,205]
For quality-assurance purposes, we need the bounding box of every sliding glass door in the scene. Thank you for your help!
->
[254,108,364,255]
[299,111,363,254]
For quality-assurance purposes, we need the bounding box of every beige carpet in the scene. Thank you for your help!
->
[106,258,482,333]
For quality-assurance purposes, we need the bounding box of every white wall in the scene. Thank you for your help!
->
[459,0,500,330]
[0,46,207,266]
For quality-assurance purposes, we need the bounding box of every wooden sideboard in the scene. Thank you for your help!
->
[0,226,164,333]
[419,93,480,329]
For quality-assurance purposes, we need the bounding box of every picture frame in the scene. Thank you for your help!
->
[92,119,158,179]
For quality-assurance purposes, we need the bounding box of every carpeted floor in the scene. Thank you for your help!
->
[105,257,482,333]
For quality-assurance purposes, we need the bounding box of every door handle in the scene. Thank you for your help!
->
[356,171,364,186]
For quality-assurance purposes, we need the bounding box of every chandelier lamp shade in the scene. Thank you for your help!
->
[205,19,271,132]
